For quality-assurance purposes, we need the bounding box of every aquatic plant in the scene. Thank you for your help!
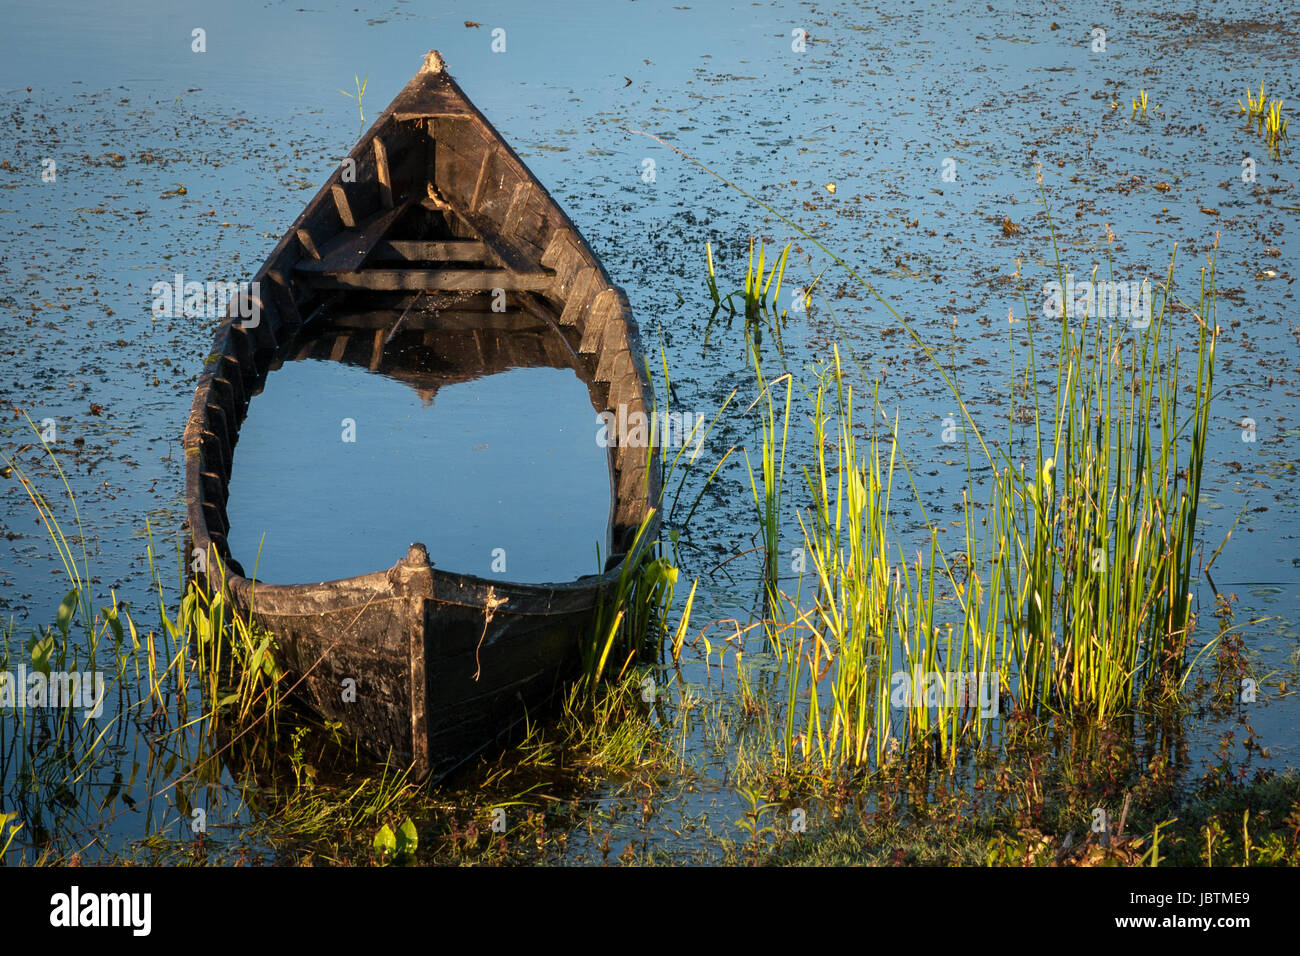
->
[742,340,792,614]
[1239,82,1289,155]
[1130,89,1158,119]
[706,239,791,322]
[338,73,369,137]
[587,509,678,685]
[696,164,1221,773]
[1264,98,1289,153]
[1,413,97,649]
[1239,81,1268,123]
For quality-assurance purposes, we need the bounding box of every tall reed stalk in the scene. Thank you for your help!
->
[742,338,791,614]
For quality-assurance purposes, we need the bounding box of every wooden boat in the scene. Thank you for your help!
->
[183,50,661,781]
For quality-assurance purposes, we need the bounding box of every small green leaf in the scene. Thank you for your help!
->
[57,589,78,636]
[248,636,270,677]
[27,633,55,676]
[373,823,397,857]
[103,605,124,644]
[397,817,418,854]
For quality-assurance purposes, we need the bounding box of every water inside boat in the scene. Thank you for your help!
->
[225,309,613,585]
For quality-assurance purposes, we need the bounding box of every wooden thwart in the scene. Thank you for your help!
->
[448,201,544,275]
[300,268,553,292]
[372,239,488,262]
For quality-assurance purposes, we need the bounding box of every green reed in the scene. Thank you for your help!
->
[742,339,792,613]
[766,350,1005,772]
[700,194,1219,773]
[1239,82,1289,155]
[1,413,97,650]
[0,435,292,862]
[338,73,369,137]
[706,239,791,321]
[587,509,676,685]
[1002,244,1217,717]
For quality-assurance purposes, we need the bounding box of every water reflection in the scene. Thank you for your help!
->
[225,305,613,585]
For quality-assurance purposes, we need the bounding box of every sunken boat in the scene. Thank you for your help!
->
[183,50,661,781]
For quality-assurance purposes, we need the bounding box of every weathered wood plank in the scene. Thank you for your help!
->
[296,228,321,260]
[579,288,618,353]
[502,181,533,235]
[372,239,488,262]
[263,269,302,331]
[319,309,551,332]
[331,184,356,228]
[390,73,474,119]
[424,122,438,204]
[452,203,545,275]
[292,202,411,274]
[373,136,394,209]
[430,117,491,202]
[328,334,351,362]
[549,239,587,301]
[299,269,554,292]
[560,267,599,326]
[469,144,498,213]
[540,230,574,270]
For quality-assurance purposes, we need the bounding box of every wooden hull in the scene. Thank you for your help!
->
[232,544,601,781]
[183,51,660,780]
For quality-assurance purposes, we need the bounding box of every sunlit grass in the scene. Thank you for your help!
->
[1240,81,1289,155]
[700,196,1221,776]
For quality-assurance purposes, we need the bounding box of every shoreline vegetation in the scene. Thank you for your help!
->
[3,183,1296,867]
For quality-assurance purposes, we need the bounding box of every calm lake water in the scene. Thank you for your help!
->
[1,0,1297,861]
[226,357,610,585]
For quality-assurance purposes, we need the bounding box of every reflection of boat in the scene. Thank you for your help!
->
[182,50,660,781]
[287,302,596,406]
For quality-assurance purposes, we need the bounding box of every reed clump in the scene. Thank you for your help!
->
[1239,82,1289,154]
[707,238,790,322]
[707,225,1220,776]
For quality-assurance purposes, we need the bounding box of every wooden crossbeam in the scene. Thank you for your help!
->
[320,309,552,332]
[426,200,544,275]
[298,269,554,293]
[372,239,488,262]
